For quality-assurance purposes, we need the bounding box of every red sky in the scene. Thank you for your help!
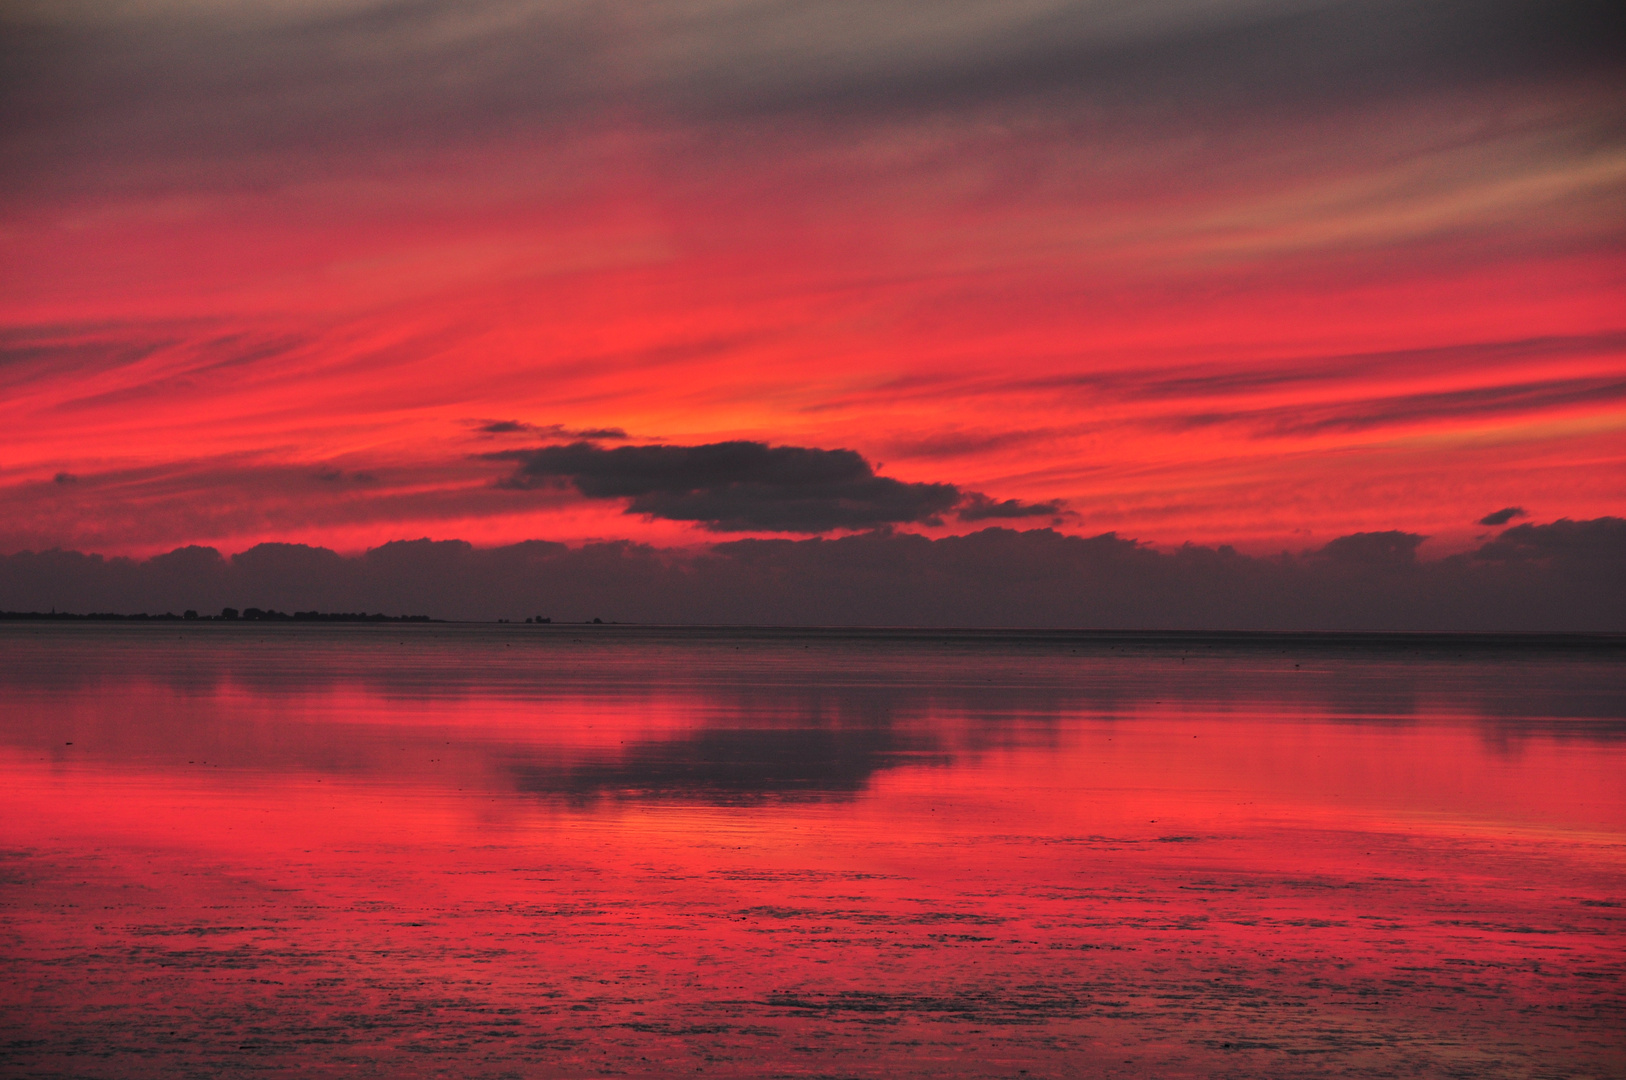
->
[2,0,1622,558]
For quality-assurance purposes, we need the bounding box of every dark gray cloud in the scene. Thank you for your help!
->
[488,440,962,532]
[4,518,1622,631]
[3,0,1619,197]
[956,492,1065,522]
[670,0,1626,126]
[1474,517,1626,564]
[1314,530,1426,567]
[474,421,628,439]
[1479,507,1527,527]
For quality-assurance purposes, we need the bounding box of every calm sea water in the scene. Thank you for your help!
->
[1,624,1622,1079]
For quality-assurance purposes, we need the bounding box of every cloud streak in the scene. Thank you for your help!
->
[1479,507,1527,527]
[5,1,1619,181]
[955,492,1066,522]
[475,420,628,439]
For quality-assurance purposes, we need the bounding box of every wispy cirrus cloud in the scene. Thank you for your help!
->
[1173,375,1626,439]
[5,1,1618,180]
[0,453,577,555]
[1,0,1620,561]
[796,332,1626,423]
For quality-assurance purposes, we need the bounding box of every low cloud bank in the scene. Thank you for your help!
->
[4,519,1622,631]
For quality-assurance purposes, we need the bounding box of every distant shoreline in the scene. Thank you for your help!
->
[3,615,1622,651]
[0,609,439,623]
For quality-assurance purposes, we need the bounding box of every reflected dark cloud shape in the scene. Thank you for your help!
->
[1,623,1621,809]
[512,726,948,804]
[0,626,1023,802]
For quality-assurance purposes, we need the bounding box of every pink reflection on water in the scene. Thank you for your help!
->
[1,625,1622,1078]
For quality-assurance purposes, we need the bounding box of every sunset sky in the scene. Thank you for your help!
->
[3,0,1622,559]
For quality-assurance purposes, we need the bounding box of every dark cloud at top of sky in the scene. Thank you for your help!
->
[2,517,1621,631]
[1479,507,1528,526]
[668,0,1626,122]
[489,440,962,532]
[2,0,1620,194]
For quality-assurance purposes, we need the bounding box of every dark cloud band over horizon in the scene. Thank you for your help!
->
[2,517,1621,632]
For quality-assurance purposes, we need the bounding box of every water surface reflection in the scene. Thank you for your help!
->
[1,625,1622,1078]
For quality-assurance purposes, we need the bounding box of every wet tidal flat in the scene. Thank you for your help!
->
[1,624,1622,1078]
